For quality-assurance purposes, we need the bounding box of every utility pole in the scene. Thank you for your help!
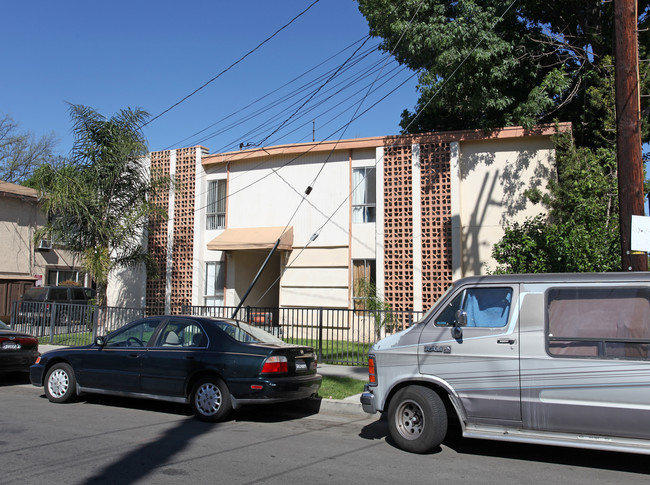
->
[615,0,647,271]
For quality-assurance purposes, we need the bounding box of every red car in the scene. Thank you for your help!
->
[0,321,39,373]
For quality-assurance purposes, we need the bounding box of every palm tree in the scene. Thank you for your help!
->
[33,104,168,306]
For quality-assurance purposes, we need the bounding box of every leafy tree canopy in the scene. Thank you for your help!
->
[357,0,650,149]
[0,113,58,184]
[31,104,169,305]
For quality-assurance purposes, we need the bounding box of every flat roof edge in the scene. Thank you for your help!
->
[201,123,571,168]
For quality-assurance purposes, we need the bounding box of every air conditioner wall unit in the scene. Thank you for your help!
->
[38,239,52,250]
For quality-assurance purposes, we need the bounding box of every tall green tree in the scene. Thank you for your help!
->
[32,104,168,306]
[358,0,649,272]
[357,0,650,149]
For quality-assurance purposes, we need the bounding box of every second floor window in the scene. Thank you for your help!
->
[207,179,226,230]
[352,167,376,223]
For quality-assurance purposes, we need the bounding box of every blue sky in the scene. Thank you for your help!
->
[1,0,419,156]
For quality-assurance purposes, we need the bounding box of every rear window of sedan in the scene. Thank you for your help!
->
[214,320,284,344]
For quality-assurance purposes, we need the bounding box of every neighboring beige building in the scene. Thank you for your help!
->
[144,123,569,316]
[0,180,88,321]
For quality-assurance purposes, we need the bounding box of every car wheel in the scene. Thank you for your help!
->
[190,376,232,422]
[44,363,77,403]
[387,385,447,454]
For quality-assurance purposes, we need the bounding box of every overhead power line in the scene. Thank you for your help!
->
[142,0,322,129]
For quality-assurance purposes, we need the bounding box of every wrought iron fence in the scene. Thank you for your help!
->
[11,300,145,346]
[10,300,424,365]
[183,305,424,365]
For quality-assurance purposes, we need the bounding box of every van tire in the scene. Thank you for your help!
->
[387,385,447,454]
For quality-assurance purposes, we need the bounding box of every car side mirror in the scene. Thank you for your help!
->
[95,336,106,347]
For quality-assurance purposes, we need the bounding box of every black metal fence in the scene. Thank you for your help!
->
[10,300,424,365]
[11,300,146,347]
[184,305,424,365]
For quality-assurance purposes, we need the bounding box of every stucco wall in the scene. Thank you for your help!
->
[0,196,38,275]
[210,150,355,309]
[455,136,555,276]
[1,192,80,283]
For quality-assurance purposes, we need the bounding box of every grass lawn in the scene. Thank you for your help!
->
[286,338,371,365]
[38,332,93,346]
[318,375,366,400]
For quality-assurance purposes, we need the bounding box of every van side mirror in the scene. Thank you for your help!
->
[455,309,467,327]
[451,309,467,340]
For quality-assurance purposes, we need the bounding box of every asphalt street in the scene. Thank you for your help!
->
[3,372,650,485]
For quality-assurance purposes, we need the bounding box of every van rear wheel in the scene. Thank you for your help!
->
[387,385,447,454]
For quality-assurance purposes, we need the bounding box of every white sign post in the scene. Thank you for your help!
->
[631,215,650,253]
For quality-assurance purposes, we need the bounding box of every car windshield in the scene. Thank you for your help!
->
[214,320,284,344]
[0,321,9,330]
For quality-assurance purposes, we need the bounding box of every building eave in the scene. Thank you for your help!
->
[201,123,571,169]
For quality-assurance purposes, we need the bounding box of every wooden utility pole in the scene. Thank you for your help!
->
[615,0,647,271]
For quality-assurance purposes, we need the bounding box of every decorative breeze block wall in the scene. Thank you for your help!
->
[418,142,452,309]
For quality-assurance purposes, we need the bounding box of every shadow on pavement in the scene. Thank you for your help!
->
[443,427,650,475]
[359,417,650,475]
[0,372,31,386]
[233,398,321,423]
[39,392,323,423]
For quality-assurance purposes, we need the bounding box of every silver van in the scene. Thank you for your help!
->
[361,273,650,454]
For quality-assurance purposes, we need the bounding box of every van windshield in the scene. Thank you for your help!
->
[418,284,455,323]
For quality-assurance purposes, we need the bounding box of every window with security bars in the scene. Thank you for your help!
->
[206,179,226,230]
[352,167,376,223]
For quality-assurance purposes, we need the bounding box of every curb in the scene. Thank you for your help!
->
[317,397,365,415]
[305,393,366,416]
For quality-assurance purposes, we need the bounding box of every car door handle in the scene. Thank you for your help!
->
[185,355,195,360]
[128,353,140,358]
[497,339,516,345]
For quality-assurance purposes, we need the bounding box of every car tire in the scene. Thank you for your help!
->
[190,376,232,422]
[387,385,447,454]
[44,363,77,403]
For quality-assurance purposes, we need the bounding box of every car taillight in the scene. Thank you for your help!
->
[17,337,38,345]
[261,355,288,374]
[368,355,377,385]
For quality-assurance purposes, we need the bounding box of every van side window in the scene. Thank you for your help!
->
[547,287,650,359]
[435,287,512,327]
[50,288,68,301]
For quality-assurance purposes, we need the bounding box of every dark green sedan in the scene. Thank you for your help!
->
[30,316,321,421]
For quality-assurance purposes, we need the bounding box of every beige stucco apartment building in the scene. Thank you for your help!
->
[144,123,569,315]
[0,180,88,321]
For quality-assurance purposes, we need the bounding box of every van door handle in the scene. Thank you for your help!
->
[497,339,516,345]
